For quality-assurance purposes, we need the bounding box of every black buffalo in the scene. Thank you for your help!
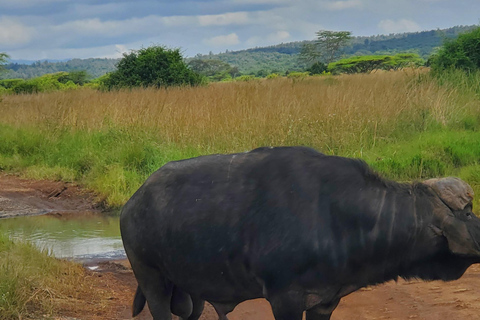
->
[120,146,478,320]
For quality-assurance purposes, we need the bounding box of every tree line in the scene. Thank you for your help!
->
[1,25,476,81]
[1,25,479,93]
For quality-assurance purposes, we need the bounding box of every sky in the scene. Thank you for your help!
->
[0,0,479,61]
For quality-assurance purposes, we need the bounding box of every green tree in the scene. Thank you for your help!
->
[430,27,480,72]
[188,59,239,80]
[307,62,328,75]
[300,30,353,65]
[57,70,89,85]
[328,53,424,74]
[102,46,203,89]
[0,53,9,73]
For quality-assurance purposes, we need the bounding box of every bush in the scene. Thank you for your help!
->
[12,81,40,94]
[329,53,424,74]
[266,73,280,79]
[0,86,8,95]
[430,27,480,72]
[307,62,328,75]
[101,46,204,90]
[188,59,239,81]
[0,79,25,89]
[287,72,310,80]
[235,75,256,82]
[8,72,85,94]
[57,70,89,85]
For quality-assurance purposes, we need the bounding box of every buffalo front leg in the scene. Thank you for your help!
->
[305,299,340,320]
[268,290,304,320]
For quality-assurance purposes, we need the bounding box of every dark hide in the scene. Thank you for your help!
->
[120,146,480,320]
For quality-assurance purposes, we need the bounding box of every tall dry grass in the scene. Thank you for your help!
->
[2,69,474,155]
[1,69,479,207]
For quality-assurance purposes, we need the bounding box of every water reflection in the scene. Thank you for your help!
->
[0,213,125,262]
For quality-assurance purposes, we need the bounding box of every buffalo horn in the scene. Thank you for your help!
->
[423,177,474,211]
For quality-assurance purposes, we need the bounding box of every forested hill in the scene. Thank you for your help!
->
[196,25,476,75]
[1,25,476,79]
[2,58,119,80]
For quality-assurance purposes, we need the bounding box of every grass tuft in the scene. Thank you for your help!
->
[0,232,88,319]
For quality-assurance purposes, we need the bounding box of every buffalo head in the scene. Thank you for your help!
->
[424,177,479,257]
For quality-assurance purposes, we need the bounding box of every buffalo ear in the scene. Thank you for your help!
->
[439,215,478,255]
[423,177,474,211]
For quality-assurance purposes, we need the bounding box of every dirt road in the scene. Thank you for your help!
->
[2,173,480,319]
[92,260,480,320]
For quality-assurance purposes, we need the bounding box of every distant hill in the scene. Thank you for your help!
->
[1,58,119,80]
[193,25,477,75]
[1,25,477,80]
[10,59,70,65]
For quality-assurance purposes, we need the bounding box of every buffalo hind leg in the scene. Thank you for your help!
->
[171,286,193,319]
[305,299,340,320]
[131,262,173,320]
[210,301,238,320]
[181,296,205,320]
[268,290,304,320]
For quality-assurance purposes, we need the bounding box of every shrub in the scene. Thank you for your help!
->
[235,75,256,81]
[12,81,40,94]
[0,79,25,89]
[307,62,328,75]
[101,46,204,90]
[329,53,424,74]
[57,70,89,85]
[430,27,480,72]
[287,72,310,80]
[266,73,280,79]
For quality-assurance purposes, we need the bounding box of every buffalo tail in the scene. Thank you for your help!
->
[132,285,147,317]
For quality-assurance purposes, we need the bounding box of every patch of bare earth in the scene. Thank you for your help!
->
[61,262,480,320]
[0,173,101,218]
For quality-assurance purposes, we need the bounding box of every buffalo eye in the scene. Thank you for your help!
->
[466,212,472,220]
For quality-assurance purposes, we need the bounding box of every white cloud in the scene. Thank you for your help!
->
[272,30,290,41]
[378,19,421,34]
[204,33,240,47]
[198,12,249,26]
[0,17,35,47]
[161,15,197,27]
[51,15,171,38]
[52,12,251,39]
[246,30,290,46]
[1,0,67,8]
[108,44,128,58]
[325,0,362,10]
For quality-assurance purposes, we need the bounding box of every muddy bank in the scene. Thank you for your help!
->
[0,173,101,218]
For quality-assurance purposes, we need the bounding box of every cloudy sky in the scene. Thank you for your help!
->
[0,0,479,61]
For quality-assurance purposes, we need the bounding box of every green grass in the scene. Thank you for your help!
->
[0,232,85,319]
[0,126,200,207]
[361,130,480,207]
[0,126,479,209]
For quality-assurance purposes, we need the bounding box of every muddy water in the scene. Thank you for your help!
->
[1,213,125,262]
